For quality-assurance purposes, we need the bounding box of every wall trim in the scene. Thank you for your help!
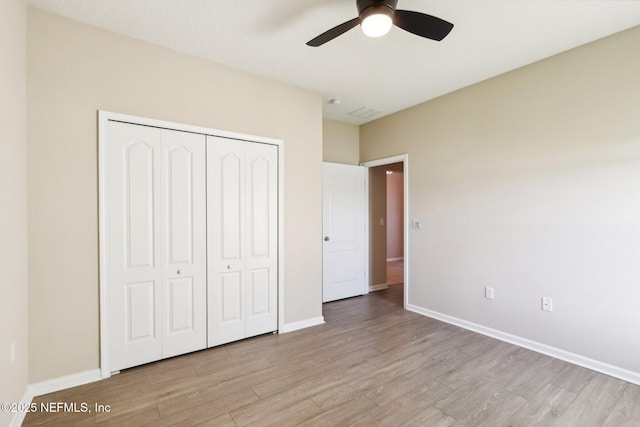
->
[28,369,102,398]
[280,316,325,333]
[370,283,389,292]
[10,369,102,427]
[406,304,640,386]
[9,390,32,427]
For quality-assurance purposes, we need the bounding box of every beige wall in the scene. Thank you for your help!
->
[361,26,640,375]
[0,0,29,424]
[27,8,323,383]
[322,119,360,165]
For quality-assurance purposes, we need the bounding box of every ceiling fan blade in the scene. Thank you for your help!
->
[306,17,360,47]
[394,10,453,41]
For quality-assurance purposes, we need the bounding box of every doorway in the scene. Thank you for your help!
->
[385,162,404,293]
[361,155,409,308]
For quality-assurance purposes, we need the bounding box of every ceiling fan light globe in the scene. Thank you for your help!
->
[360,6,394,38]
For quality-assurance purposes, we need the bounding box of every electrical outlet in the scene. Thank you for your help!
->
[485,286,494,300]
[541,297,553,312]
[10,341,16,364]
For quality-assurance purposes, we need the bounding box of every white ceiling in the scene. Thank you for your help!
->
[27,0,640,124]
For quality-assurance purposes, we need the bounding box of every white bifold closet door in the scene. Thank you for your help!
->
[108,121,206,371]
[207,136,278,347]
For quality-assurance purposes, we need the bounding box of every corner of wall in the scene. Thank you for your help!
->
[0,1,29,427]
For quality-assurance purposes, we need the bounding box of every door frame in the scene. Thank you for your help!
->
[360,154,409,308]
[98,111,285,378]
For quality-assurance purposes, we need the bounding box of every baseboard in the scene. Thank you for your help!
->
[406,304,640,386]
[386,257,404,262]
[9,369,102,427]
[28,369,102,398]
[369,283,389,292]
[9,389,33,427]
[280,316,325,333]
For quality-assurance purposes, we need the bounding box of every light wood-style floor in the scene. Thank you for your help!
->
[386,259,404,286]
[23,283,640,426]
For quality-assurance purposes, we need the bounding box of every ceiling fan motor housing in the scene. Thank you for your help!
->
[357,0,398,17]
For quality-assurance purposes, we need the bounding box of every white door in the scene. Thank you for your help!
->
[323,162,367,302]
[207,137,246,346]
[108,122,206,371]
[160,129,207,359]
[108,122,162,370]
[207,136,278,347]
[244,142,278,337]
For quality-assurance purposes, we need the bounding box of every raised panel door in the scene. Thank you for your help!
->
[207,138,278,346]
[245,143,278,337]
[207,136,246,347]
[108,121,163,371]
[161,129,206,358]
[322,162,367,302]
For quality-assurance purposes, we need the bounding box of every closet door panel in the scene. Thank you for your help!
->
[221,272,243,321]
[166,146,194,264]
[249,156,270,256]
[249,269,270,315]
[127,142,156,268]
[245,143,278,337]
[109,122,163,371]
[207,136,246,347]
[167,277,194,331]
[126,281,156,340]
[161,129,206,358]
[221,153,242,259]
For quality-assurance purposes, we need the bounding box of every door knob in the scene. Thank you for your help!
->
[177,269,182,275]
[324,236,330,241]
[227,265,232,270]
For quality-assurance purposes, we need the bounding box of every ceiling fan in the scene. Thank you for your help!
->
[306,0,454,47]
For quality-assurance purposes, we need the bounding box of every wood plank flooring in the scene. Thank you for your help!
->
[386,260,404,285]
[23,284,640,426]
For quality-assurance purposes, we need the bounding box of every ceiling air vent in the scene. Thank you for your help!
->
[348,107,382,119]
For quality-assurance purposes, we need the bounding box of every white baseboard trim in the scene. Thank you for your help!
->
[10,369,102,427]
[406,304,640,386]
[9,389,32,427]
[280,316,325,333]
[386,257,404,262]
[28,368,102,398]
[369,283,389,292]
